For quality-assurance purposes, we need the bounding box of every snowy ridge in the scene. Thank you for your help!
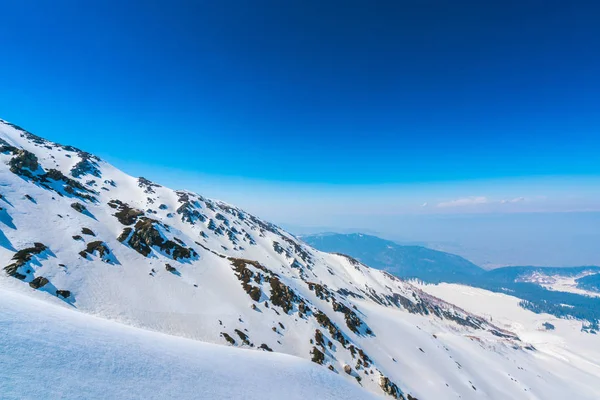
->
[0,119,597,399]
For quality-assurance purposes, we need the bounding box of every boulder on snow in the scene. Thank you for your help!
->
[29,276,49,289]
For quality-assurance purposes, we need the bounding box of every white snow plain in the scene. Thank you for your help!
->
[0,281,378,400]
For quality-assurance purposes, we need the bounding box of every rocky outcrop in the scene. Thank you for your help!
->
[29,276,49,289]
[4,243,47,280]
[108,200,144,225]
[120,217,197,260]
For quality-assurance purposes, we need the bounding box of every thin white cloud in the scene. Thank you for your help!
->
[421,202,428,207]
[436,196,532,208]
[500,197,525,204]
[437,196,488,208]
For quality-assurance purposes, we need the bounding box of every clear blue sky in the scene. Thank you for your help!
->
[2,0,599,183]
[1,1,600,221]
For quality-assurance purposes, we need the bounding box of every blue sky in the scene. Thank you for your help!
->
[1,1,600,231]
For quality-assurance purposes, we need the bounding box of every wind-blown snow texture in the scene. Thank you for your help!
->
[0,119,598,399]
[0,281,377,400]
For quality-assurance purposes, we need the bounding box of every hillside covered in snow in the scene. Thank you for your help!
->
[1,119,599,399]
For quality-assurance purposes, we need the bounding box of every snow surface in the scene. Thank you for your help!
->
[416,282,600,395]
[0,281,377,400]
[1,119,600,399]
[519,271,600,298]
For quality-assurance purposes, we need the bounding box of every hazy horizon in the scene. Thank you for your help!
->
[283,212,600,269]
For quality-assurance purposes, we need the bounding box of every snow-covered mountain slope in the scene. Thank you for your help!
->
[519,270,600,298]
[416,282,600,392]
[1,118,598,399]
[0,280,377,400]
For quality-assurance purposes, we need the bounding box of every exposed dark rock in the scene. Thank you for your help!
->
[234,329,251,345]
[176,199,206,224]
[123,217,197,260]
[222,332,236,345]
[0,138,19,154]
[29,276,49,289]
[56,290,71,299]
[108,200,144,225]
[71,152,101,178]
[269,277,300,314]
[138,177,160,193]
[543,322,555,330]
[72,235,83,241]
[314,329,326,348]
[332,299,369,335]
[117,227,132,242]
[4,243,47,280]
[259,343,273,352]
[36,168,97,201]
[81,241,111,259]
[308,282,333,301]
[311,346,325,365]
[71,202,87,213]
[81,227,95,236]
[230,258,269,302]
[165,263,177,273]
[314,310,347,347]
[9,149,39,177]
[379,376,405,399]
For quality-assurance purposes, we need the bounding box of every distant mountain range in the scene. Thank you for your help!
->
[302,233,600,325]
[301,233,484,283]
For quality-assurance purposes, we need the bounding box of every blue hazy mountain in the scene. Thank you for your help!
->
[301,233,484,283]
[577,273,600,292]
[303,232,600,325]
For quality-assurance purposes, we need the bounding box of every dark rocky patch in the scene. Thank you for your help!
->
[9,149,39,178]
[332,299,370,335]
[81,227,95,236]
[29,276,49,289]
[71,152,101,178]
[314,329,326,348]
[310,346,325,365]
[4,243,47,280]
[234,329,251,345]
[165,263,177,273]
[123,217,197,260]
[308,282,334,302]
[259,343,273,352]
[379,376,405,399]
[117,227,133,242]
[108,200,144,225]
[221,332,236,345]
[0,138,19,154]
[542,322,555,330]
[71,202,87,214]
[229,258,267,302]
[176,200,206,224]
[269,277,300,314]
[138,177,160,194]
[278,234,312,265]
[56,290,71,299]
[80,241,112,261]
[314,310,348,347]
